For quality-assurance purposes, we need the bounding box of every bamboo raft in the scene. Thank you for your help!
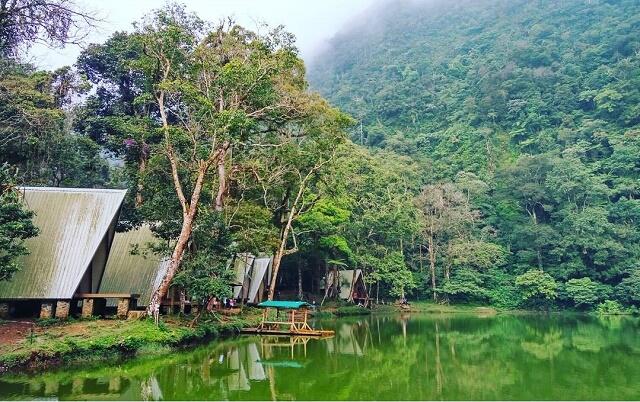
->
[241,300,335,337]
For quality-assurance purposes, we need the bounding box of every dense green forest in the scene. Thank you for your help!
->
[309,0,640,309]
[2,0,640,312]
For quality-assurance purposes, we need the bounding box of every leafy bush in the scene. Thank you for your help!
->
[565,277,599,308]
[595,300,626,315]
[36,318,62,327]
[441,268,488,302]
[311,311,335,318]
[515,270,558,306]
[615,269,640,306]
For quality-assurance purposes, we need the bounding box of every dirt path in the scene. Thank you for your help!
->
[0,320,35,346]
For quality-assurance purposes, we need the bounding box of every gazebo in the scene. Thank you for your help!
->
[242,301,334,337]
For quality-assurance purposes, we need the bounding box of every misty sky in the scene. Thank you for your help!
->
[27,0,380,70]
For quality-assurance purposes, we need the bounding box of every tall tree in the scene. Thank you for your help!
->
[134,5,347,315]
[0,0,96,57]
[0,163,38,281]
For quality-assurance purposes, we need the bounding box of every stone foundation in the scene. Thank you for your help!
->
[44,380,59,395]
[40,302,54,319]
[108,377,121,393]
[81,298,94,318]
[127,310,146,320]
[55,300,70,319]
[0,302,9,319]
[116,298,130,319]
[71,378,84,395]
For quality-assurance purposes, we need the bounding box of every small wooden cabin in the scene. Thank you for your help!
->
[0,187,127,319]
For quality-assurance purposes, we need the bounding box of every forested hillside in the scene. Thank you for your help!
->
[310,0,640,309]
[3,0,640,312]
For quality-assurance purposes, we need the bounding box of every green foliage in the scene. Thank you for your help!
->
[595,300,626,315]
[0,164,39,281]
[615,269,640,306]
[515,270,558,305]
[172,211,235,304]
[311,0,640,308]
[0,61,108,187]
[334,305,371,316]
[441,268,488,302]
[565,277,600,308]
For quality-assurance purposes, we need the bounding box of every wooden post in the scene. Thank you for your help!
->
[291,310,295,332]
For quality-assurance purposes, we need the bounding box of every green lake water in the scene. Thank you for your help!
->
[1,313,640,400]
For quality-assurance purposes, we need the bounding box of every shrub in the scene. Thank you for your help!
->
[615,269,640,306]
[595,300,626,315]
[334,305,371,316]
[311,311,335,318]
[565,277,599,308]
[515,269,558,307]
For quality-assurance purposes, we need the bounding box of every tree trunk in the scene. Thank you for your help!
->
[214,150,227,211]
[268,182,306,300]
[321,261,330,305]
[297,261,303,300]
[428,234,437,302]
[146,162,209,318]
[267,208,293,301]
[146,209,195,319]
[266,158,331,301]
[135,150,147,207]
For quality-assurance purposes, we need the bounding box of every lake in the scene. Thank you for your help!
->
[1,313,639,400]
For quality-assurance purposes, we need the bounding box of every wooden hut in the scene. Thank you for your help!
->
[231,253,272,304]
[0,187,127,319]
[99,224,172,310]
[339,269,368,303]
[321,269,369,303]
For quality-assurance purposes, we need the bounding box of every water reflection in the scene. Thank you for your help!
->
[2,313,640,400]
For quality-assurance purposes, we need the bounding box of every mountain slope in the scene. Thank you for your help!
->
[310,0,640,177]
[309,0,640,307]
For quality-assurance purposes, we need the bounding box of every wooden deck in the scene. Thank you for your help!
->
[242,327,335,337]
[243,302,335,337]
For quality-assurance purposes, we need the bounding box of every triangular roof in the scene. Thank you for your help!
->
[247,256,271,303]
[99,224,169,306]
[0,187,126,299]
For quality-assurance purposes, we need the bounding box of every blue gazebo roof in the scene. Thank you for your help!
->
[257,300,311,309]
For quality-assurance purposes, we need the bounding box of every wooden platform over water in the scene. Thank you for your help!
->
[242,327,335,337]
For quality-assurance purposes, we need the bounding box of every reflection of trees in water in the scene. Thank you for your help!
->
[521,330,564,360]
[3,315,640,400]
[572,322,609,352]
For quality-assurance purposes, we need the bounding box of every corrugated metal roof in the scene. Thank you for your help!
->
[232,253,255,298]
[99,225,169,306]
[0,187,126,300]
[247,257,271,303]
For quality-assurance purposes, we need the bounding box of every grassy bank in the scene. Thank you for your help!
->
[0,311,261,374]
[314,300,501,317]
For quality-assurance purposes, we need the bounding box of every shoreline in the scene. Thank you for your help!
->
[0,312,261,376]
[2,302,632,375]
